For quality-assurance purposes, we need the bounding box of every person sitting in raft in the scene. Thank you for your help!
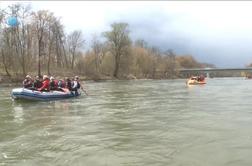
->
[33,76,43,89]
[72,76,81,95]
[72,76,88,95]
[49,76,57,91]
[38,75,50,92]
[198,75,205,82]
[23,75,33,89]
[54,77,58,88]
[58,79,65,88]
[65,77,72,91]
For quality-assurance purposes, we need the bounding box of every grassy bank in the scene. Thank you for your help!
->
[0,72,137,85]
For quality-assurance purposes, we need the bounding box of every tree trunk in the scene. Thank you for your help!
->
[47,46,51,75]
[38,40,41,77]
[95,56,99,73]
[95,52,100,74]
[59,36,68,69]
[38,55,41,77]
[71,52,75,69]
[55,39,61,68]
[113,54,120,78]
[1,50,11,77]
[21,25,26,76]
[21,47,26,76]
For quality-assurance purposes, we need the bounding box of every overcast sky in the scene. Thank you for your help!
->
[1,1,252,67]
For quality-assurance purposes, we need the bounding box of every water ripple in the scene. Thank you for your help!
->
[1,78,252,165]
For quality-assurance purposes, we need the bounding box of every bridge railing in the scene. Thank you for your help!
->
[178,67,252,78]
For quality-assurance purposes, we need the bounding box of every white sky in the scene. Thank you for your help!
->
[1,1,252,67]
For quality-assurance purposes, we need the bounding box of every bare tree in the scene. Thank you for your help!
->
[164,49,177,78]
[32,10,52,77]
[4,4,32,76]
[103,22,131,78]
[135,39,148,49]
[45,16,64,75]
[0,9,4,25]
[149,46,161,78]
[52,18,67,68]
[67,30,85,70]
[0,27,13,77]
[91,34,104,73]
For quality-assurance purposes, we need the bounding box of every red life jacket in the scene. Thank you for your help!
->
[61,80,66,88]
[38,79,50,91]
[54,80,58,86]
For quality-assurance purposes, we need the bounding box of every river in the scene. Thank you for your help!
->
[1,78,252,166]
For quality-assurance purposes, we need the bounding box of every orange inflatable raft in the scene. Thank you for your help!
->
[186,76,206,85]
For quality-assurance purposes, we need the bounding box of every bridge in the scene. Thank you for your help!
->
[178,67,252,78]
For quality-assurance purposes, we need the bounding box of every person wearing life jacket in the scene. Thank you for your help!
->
[198,74,205,82]
[65,77,72,91]
[58,79,65,88]
[72,76,88,95]
[49,76,57,91]
[72,76,81,95]
[33,76,43,89]
[23,75,33,89]
[38,75,50,92]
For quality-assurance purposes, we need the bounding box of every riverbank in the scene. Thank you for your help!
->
[0,73,246,85]
[0,70,179,84]
[0,73,141,85]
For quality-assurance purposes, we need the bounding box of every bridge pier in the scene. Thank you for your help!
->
[206,72,210,78]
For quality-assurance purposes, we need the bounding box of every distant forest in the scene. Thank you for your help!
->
[0,3,215,82]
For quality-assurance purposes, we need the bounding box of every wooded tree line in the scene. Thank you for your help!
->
[0,4,213,81]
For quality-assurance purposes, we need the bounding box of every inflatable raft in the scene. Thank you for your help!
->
[186,76,206,86]
[11,88,80,101]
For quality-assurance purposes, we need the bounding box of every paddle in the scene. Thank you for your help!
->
[77,80,89,96]
[80,86,89,96]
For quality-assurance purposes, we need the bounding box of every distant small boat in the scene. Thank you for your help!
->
[246,76,252,79]
[11,88,80,101]
[186,76,206,85]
